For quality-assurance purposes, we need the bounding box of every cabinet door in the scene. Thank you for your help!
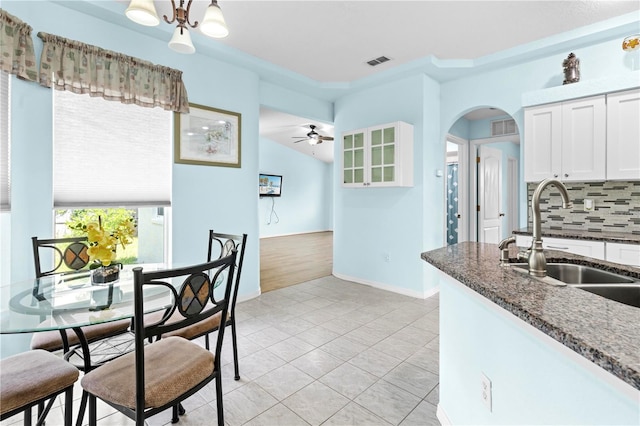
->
[342,130,366,187]
[561,95,606,181]
[368,124,397,187]
[515,235,606,261]
[543,237,605,260]
[607,89,640,180]
[524,104,562,182]
[606,242,640,267]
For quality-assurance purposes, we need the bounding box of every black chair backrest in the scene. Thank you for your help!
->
[32,236,91,278]
[207,231,247,318]
[132,252,237,398]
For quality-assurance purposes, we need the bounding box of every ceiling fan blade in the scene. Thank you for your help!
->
[319,136,334,141]
[293,138,309,143]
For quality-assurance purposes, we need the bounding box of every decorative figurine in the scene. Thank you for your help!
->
[562,53,580,85]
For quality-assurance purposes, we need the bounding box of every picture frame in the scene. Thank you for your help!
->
[174,103,241,168]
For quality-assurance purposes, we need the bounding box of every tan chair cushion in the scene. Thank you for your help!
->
[0,350,79,415]
[162,311,226,340]
[30,319,131,352]
[81,336,214,410]
[145,307,228,341]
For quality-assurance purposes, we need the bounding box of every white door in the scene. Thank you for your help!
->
[478,145,503,243]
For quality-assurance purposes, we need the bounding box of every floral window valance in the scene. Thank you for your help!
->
[37,32,189,113]
[0,9,38,81]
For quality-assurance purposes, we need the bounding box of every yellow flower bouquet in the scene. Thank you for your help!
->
[69,215,136,283]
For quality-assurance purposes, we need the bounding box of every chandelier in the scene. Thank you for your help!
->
[125,0,228,54]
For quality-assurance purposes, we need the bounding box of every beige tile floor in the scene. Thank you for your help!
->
[3,276,441,426]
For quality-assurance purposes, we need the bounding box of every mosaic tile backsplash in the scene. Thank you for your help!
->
[526,181,640,236]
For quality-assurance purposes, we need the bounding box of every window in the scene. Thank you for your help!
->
[53,90,172,264]
[1,71,10,212]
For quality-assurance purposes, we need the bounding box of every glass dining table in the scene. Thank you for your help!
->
[0,265,174,368]
[1,263,174,331]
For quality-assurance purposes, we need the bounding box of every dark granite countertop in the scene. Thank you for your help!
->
[421,242,640,390]
[513,227,640,244]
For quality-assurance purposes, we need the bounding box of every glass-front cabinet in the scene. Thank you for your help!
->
[343,130,366,185]
[342,121,413,188]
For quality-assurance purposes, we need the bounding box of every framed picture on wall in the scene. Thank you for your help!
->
[174,103,241,168]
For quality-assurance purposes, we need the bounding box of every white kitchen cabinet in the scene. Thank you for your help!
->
[514,235,605,260]
[515,234,533,249]
[524,103,562,182]
[342,121,413,188]
[606,242,640,267]
[524,95,606,182]
[606,89,640,180]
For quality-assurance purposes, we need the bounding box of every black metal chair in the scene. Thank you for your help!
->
[30,236,132,357]
[149,230,246,380]
[80,252,237,426]
[0,349,79,426]
[31,236,135,425]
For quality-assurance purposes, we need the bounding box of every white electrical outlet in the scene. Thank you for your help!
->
[481,373,492,412]
[584,199,594,211]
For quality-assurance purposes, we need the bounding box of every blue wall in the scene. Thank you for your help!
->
[333,74,439,298]
[258,138,332,237]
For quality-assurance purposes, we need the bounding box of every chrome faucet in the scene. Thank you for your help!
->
[528,178,573,277]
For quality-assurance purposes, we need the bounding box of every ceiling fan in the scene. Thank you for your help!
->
[293,124,334,145]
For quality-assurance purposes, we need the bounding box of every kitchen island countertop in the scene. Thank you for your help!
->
[421,242,640,390]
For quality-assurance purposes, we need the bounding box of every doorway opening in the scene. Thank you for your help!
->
[444,108,521,244]
[444,137,468,245]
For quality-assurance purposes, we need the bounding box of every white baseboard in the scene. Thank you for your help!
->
[236,289,261,303]
[423,286,440,299]
[333,272,439,299]
[239,273,439,302]
[259,229,333,239]
[436,404,452,425]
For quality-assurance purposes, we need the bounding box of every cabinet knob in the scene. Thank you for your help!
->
[553,174,558,178]
[499,213,505,217]
[564,173,569,178]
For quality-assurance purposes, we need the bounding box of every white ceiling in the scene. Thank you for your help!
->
[107,0,639,162]
[210,0,639,83]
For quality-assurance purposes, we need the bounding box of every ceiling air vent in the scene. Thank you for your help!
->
[367,56,391,66]
[491,118,517,136]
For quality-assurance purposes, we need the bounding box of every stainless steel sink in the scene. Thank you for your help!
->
[510,262,640,308]
[577,285,640,308]
[511,263,635,284]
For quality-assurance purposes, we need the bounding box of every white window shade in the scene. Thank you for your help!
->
[53,90,171,208]
[0,72,9,211]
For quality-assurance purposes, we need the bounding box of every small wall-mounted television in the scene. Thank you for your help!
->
[259,173,283,197]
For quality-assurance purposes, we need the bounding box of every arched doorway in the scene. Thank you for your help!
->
[443,107,521,245]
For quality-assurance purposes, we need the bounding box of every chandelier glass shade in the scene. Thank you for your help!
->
[168,25,195,54]
[125,0,160,26]
[125,0,229,54]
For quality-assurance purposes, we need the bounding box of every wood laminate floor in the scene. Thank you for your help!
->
[260,231,333,292]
